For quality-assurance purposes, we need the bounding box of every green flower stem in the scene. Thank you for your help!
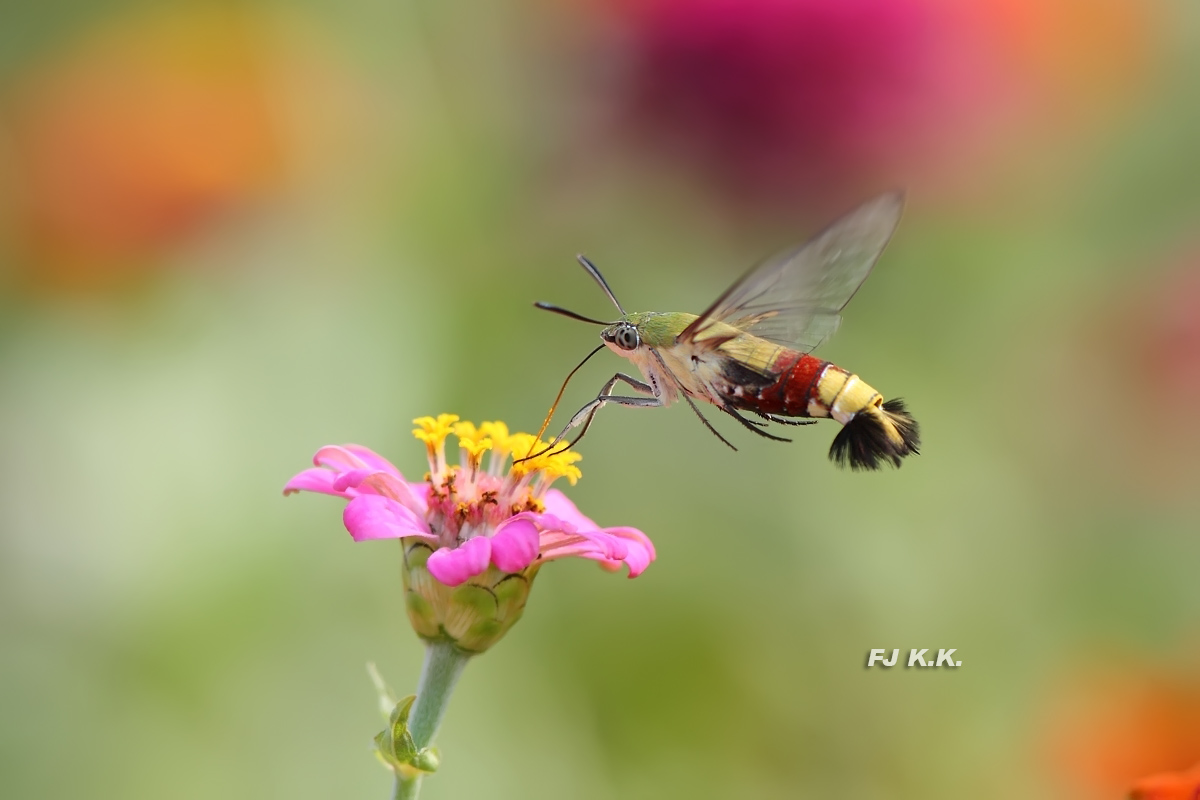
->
[393,641,470,800]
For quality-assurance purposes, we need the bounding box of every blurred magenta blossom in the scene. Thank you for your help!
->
[601,0,1002,207]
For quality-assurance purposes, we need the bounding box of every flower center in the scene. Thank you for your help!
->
[412,414,581,545]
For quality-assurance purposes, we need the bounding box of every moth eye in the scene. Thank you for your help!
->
[616,327,639,350]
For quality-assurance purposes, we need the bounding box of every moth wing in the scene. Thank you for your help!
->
[679,192,904,353]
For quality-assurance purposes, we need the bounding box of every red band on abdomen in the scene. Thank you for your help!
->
[753,352,826,416]
[782,355,828,415]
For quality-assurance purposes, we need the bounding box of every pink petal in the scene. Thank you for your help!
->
[540,538,610,560]
[535,528,618,561]
[313,445,370,471]
[426,536,491,587]
[407,482,432,511]
[498,509,655,578]
[605,526,656,561]
[490,518,540,573]
[283,467,350,497]
[332,468,373,493]
[331,470,428,516]
[525,512,625,560]
[342,494,432,541]
[545,527,654,577]
[603,526,656,577]
[541,489,599,531]
[363,475,429,515]
[341,445,404,478]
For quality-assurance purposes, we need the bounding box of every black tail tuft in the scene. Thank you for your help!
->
[828,398,921,471]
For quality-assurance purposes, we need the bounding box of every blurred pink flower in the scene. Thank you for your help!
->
[285,416,653,587]
[1142,262,1200,398]
[1071,253,1200,496]
[601,0,1004,208]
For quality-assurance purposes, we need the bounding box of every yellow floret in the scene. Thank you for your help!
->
[478,421,510,453]
[506,432,546,477]
[542,449,583,486]
[452,421,488,449]
[454,421,493,465]
[506,432,583,484]
[412,413,459,450]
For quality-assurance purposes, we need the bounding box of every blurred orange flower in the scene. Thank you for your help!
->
[1043,666,1200,799]
[965,0,1155,122]
[1131,762,1200,800]
[4,5,285,288]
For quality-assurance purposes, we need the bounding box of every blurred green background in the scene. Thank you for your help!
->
[3,1,1200,798]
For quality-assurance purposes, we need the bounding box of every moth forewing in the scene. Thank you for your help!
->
[679,190,905,350]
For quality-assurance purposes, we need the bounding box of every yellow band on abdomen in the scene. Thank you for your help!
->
[816,366,883,425]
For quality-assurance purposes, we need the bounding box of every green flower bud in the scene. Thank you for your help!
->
[402,541,538,655]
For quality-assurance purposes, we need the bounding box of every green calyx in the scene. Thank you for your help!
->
[401,541,538,654]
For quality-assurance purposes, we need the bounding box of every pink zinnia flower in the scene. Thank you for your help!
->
[284,414,654,653]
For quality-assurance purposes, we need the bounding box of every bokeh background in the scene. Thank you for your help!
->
[3,1,1200,798]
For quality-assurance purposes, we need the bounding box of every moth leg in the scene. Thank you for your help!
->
[753,410,818,426]
[723,405,792,442]
[678,389,737,451]
[536,373,660,457]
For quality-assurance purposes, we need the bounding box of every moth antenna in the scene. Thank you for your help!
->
[518,344,607,463]
[533,302,612,326]
[576,254,626,315]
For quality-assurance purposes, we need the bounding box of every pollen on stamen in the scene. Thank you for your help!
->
[512,497,545,515]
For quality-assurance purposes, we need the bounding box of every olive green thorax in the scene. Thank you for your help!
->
[605,311,759,351]
[604,311,697,348]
